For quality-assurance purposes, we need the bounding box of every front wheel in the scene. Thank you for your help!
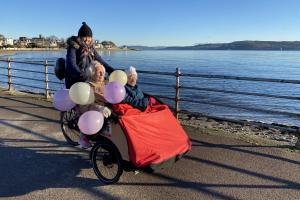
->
[91,140,123,184]
[60,108,80,146]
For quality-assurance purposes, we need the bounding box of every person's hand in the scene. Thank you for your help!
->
[103,107,111,118]
[98,106,111,118]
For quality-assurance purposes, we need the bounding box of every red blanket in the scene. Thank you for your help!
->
[113,104,191,167]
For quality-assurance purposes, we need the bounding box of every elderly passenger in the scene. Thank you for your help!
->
[78,61,111,148]
[123,66,149,110]
[86,61,106,105]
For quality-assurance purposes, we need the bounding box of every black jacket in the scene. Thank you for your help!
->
[65,36,114,89]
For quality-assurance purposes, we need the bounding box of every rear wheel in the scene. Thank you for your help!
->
[91,140,123,184]
[60,108,80,146]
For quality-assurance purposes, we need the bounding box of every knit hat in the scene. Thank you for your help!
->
[125,66,137,76]
[78,22,93,37]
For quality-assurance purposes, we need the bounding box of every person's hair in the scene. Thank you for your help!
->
[125,66,137,77]
[85,61,105,82]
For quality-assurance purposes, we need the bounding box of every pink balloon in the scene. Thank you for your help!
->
[78,111,104,135]
[53,89,76,111]
[104,81,126,104]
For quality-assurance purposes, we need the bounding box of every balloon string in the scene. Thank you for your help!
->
[60,80,66,89]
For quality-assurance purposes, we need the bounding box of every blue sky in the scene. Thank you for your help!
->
[1,0,300,46]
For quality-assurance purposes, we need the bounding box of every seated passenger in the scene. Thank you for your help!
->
[123,66,156,111]
[86,61,107,108]
[78,61,111,148]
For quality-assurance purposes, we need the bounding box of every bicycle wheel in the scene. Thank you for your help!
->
[91,140,123,184]
[60,108,80,146]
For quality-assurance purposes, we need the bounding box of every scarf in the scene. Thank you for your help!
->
[77,38,95,71]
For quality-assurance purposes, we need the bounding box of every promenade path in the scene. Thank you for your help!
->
[0,90,299,200]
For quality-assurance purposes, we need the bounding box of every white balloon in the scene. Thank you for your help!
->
[69,82,95,105]
[109,70,128,86]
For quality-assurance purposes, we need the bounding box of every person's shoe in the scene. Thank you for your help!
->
[78,135,91,149]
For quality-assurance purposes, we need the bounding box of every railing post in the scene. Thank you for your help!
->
[175,67,181,120]
[296,131,300,148]
[44,59,49,99]
[7,57,13,91]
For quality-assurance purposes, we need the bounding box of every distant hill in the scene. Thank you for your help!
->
[128,41,300,51]
[162,41,300,50]
[127,45,167,50]
[101,40,117,47]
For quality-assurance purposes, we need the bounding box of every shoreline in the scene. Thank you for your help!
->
[0,48,65,56]
[0,87,299,149]
[0,48,133,56]
[179,113,299,148]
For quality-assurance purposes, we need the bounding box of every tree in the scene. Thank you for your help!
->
[3,44,14,48]
[47,35,59,41]
[101,41,117,48]
[27,43,38,48]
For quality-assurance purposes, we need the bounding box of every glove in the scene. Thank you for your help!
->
[148,97,157,106]
[98,106,111,118]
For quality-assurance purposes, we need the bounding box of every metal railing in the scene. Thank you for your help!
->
[0,58,300,137]
[0,58,62,97]
[0,58,179,106]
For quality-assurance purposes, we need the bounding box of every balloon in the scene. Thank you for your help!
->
[53,89,75,111]
[69,82,95,105]
[104,81,126,104]
[78,111,104,135]
[109,70,128,86]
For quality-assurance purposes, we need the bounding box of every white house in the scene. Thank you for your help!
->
[19,37,32,45]
[94,40,103,49]
[4,38,14,46]
[49,40,57,48]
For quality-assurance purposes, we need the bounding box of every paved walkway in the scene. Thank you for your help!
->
[0,91,300,200]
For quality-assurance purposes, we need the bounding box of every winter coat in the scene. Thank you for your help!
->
[65,36,114,89]
[124,84,149,110]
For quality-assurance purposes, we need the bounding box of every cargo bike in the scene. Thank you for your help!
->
[60,95,191,184]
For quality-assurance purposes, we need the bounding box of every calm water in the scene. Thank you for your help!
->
[1,50,300,126]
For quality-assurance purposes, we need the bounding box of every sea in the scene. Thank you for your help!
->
[1,50,300,126]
